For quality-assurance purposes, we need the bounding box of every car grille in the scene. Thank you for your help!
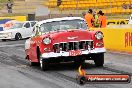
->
[53,41,93,53]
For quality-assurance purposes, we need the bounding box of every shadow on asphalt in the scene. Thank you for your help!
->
[30,61,99,71]
[0,38,29,42]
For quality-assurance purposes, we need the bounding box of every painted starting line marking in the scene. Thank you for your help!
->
[0,44,24,48]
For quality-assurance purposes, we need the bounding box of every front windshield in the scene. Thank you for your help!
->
[40,19,87,33]
[12,23,24,29]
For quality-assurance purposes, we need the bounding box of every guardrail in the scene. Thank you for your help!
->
[91,27,132,53]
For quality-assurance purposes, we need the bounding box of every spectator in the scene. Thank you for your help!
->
[97,10,107,28]
[6,0,13,13]
[68,14,73,17]
[93,11,99,28]
[122,3,127,9]
[85,9,95,28]
[57,0,62,6]
[128,4,132,9]
[82,11,86,18]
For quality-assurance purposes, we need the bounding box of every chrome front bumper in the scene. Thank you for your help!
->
[41,48,106,58]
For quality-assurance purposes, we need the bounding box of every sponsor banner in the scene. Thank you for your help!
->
[0,16,26,21]
[77,66,131,85]
[3,20,18,30]
[77,74,131,85]
[107,19,129,25]
[0,19,13,31]
[0,16,26,31]
[90,28,132,53]
[107,24,132,28]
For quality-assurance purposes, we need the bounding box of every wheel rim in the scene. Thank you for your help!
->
[16,34,21,40]
[18,34,21,39]
[18,35,20,39]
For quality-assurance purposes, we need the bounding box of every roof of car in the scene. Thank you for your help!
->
[37,17,85,25]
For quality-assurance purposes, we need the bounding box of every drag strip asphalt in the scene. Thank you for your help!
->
[0,40,131,88]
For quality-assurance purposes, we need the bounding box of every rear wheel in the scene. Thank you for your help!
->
[29,61,37,66]
[2,39,7,42]
[15,33,22,40]
[27,56,38,66]
[93,53,104,67]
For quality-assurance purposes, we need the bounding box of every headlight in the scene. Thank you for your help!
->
[43,37,51,45]
[95,32,103,40]
[1,32,12,37]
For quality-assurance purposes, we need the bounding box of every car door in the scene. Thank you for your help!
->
[29,25,40,61]
[23,22,31,38]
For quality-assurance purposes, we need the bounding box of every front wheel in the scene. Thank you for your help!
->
[93,53,104,67]
[29,61,38,66]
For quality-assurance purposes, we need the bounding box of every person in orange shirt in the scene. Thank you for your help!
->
[97,10,107,28]
[85,9,95,28]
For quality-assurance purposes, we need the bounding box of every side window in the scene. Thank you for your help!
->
[31,22,36,27]
[76,21,87,30]
[24,22,30,28]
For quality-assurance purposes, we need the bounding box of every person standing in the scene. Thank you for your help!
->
[6,0,13,13]
[82,11,86,18]
[98,10,107,28]
[93,11,99,28]
[85,9,95,28]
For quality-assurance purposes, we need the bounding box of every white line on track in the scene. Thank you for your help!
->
[0,44,24,48]
[107,51,132,56]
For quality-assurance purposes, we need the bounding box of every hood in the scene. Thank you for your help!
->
[41,30,92,44]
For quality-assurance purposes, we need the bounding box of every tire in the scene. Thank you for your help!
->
[15,33,22,40]
[29,61,37,66]
[2,39,7,42]
[39,56,48,71]
[37,47,48,70]
[93,53,104,67]
[27,56,38,66]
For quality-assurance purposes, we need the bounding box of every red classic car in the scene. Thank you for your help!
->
[25,17,106,70]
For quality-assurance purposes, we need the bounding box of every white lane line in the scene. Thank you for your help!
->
[107,51,132,56]
[0,44,24,48]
